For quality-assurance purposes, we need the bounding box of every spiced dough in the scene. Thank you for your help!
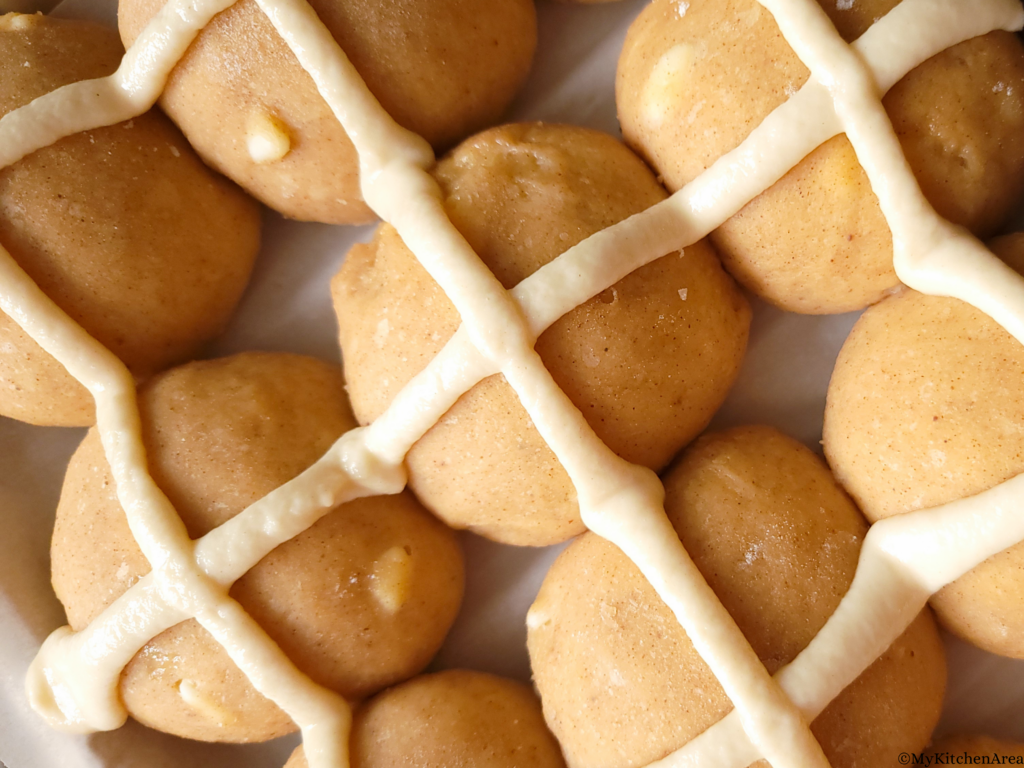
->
[51,352,465,743]
[118,0,538,224]
[334,122,751,546]
[617,0,1024,314]
[528,425,946,768]
[0,14,261,427]
[284,669,566,768]
[824,233,1024,659]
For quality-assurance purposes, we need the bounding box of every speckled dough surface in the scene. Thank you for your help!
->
[824,234,1024,659]
[528,425,946,768]
[118,0,538,224]
[5,0,1023,766]
[284,669,567,768]
[51,352,465,743]
[334,122,751,546]
[0,15,261,427]
[617,0,1024,314]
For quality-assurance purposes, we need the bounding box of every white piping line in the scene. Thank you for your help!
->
[0,0,1020,766]
[255,1,826,765]
[0,0,238,170]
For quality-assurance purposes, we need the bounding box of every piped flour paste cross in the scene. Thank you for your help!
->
[0,0,1022,766]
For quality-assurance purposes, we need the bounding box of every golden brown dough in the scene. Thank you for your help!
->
[334,123,750,546]
[118,0,537,224]
[617,0,1024,314]
[824,234,1024,659]
[0,14,261,427]
[51,352,464,743]
[284,669,566,768]
[528,426,946,768]
[928,734,1024,760]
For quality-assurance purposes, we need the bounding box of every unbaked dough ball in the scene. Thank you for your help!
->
[51,352,464,743]
[529,425,946,768]
[824,234,1024,658]
[0,14,260,427]
[334,123,751,546]
[118,0,537,225]
[928,734,1024,760]
[284,669,566,768]
[617,0,1024,314]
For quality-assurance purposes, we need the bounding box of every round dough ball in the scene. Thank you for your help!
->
[284,669,566,768]
[0,13,260,428]
[0,14,261,427]
[617,0,1024,314]
[824,234,1024,658]
[118,0,537,225]
[333,123,751,546]
[52,352,464,743]
[528,425,946,768]
[928,734,1024,760]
